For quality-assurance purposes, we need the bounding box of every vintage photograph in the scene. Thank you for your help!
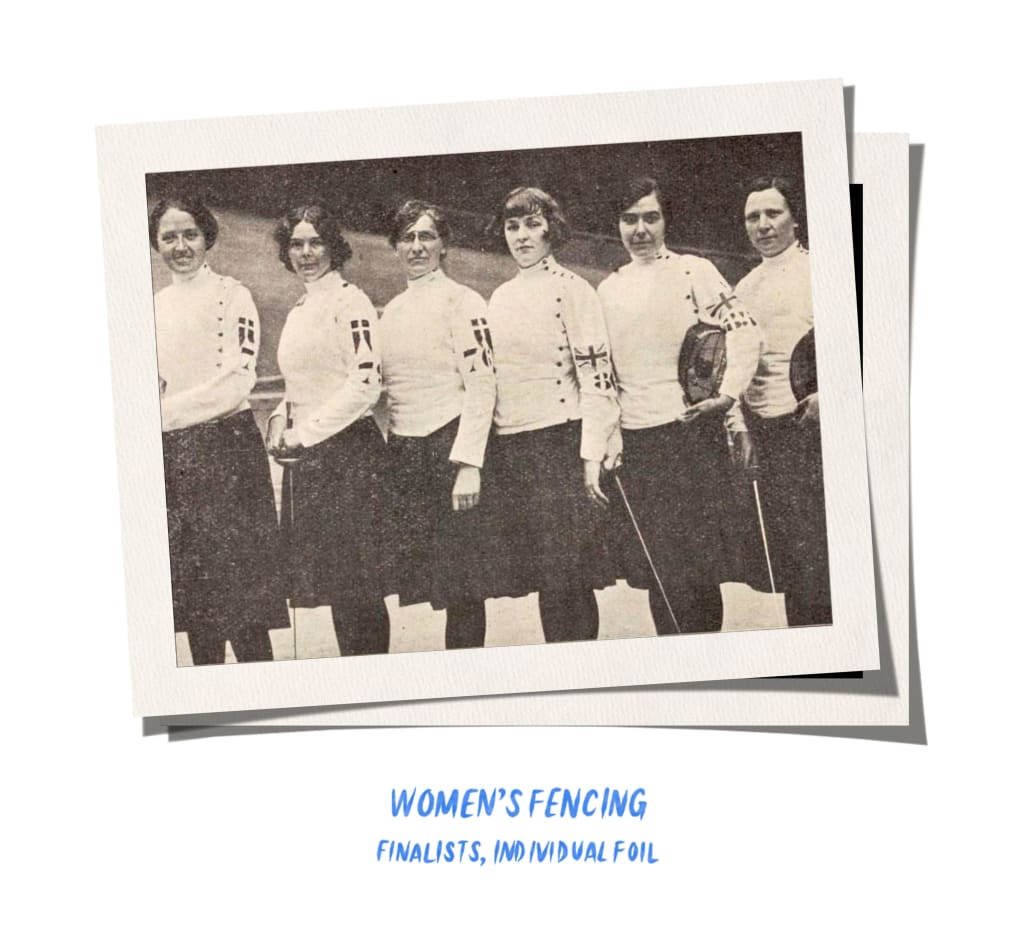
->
[169,132,912,731]
[100,81,875,716]
[147,133,831,667]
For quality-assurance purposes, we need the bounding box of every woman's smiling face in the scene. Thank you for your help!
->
[156,207,208,277]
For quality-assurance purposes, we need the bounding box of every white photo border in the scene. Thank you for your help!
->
[98,79,878,717]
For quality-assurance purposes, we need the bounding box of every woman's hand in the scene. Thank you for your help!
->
[602,429,623,473]
[680,393,734,426]
[267,417,303,460]
[280,428,303,453]
[731,430,758,476]
[583,460,609,508]
[795,392,820,426]
[452,464,481,512]
[266,415,286,454]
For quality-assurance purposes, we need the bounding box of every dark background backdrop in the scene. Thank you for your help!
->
[146,132,806,378]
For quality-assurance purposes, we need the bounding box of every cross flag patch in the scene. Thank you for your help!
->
[237,317,256,355]
[468,318,494,370]
[351,318,373,353]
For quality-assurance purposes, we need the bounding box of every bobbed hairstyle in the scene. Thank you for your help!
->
[615,176,671,223]
[387,199,451,249]
[273,201,353,273]
[743,175,807,237]
[488,186,571,248]
[148,196,219,251]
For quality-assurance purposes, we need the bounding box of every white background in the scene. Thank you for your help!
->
[5,2,1029,923]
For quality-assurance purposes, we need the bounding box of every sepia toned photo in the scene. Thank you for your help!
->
[99,80,876,716]
[166,132,912,732]
[147,134,832,668]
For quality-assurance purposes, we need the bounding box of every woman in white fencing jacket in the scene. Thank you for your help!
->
[598,177,760,634]
[266,202,391,655]
[379,200,497,648]
[151,195,289,664]
[733,176,831,626]
[483,186,620,643]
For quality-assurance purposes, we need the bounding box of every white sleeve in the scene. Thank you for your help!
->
[293,288,383,447]
[693,259,761,402]
[160,284,259,432]
[448,290,497,468]
[569,279,621,462]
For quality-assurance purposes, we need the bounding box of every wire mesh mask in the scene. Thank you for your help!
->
[678,322,727,405]
[789,328,817,402]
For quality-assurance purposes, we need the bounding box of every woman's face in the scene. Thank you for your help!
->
[744,187,797,258]
[619,192,666,260]
[504,210,552,268]
[395,213,444,280]
[156,207,208,278]
[288,220,333,282]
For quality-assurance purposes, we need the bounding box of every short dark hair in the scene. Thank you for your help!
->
[148,196,219,251]
[744,176,807,236]
[615,176,671,223]
[387,199,451,249]
[273,202,353,273]
[488,186,571,247]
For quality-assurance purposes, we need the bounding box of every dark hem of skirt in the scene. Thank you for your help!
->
[481,420,616,599]
[742,408,831,614]
[283,415,387,609]
[163,409,290,639]
[385,417,491,611]
[608,418,734,591]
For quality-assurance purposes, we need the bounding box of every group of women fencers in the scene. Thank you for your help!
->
[151,174,830,666]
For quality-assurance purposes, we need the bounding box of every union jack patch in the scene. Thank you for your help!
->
[704,292,738,319]
[575,344,609,371]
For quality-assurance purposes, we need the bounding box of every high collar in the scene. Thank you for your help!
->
[759,239,806,267]
[405,268,446,290]
[629,244,673,267]
[517,252,560,278]
[303,268,344,296]
[170,262,213,287]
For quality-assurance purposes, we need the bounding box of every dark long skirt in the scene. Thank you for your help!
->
[284,415,387,610]
[744,409,832,625]
[384,417,490,612]
[609,417,735,592]
[482,420,614,600]
[162,410,289,660]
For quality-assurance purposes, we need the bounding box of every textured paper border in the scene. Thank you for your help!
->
[157,133,909,729]
[99,80,877,717]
